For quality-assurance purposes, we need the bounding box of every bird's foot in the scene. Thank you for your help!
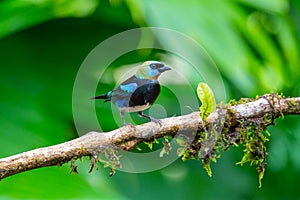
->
[150,117,162,127]
[137,111,162,127]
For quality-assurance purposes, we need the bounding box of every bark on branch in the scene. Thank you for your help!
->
[0,94,299,180]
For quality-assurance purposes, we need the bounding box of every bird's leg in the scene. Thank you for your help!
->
[120,111,135,128]
[137,111,162,126]
[120,111,126,125]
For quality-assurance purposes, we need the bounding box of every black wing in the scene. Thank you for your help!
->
[129,81,160,107]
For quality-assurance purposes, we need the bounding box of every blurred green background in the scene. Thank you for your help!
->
[1,0,300,199]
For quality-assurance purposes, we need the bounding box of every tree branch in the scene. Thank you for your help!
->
[0,94,299,180]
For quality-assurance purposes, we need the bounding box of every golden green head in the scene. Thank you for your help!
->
[135,61,171,80]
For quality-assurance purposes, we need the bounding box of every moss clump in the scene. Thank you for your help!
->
[88,145,121,176]
[236,121,269,188]
[175,96,273,187]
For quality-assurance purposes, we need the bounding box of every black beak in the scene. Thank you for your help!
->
[159,65,172,72]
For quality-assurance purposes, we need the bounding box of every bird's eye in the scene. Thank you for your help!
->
[150,63,164,69]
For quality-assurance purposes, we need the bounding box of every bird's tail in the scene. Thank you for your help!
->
[91,91,112,102]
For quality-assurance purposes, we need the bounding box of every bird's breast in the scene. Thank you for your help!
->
[118,103,151,112]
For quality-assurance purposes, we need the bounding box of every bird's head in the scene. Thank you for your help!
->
[135,61,171,80]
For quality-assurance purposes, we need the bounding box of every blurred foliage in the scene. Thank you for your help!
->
[0,0,99,38]
[0,0,300,199]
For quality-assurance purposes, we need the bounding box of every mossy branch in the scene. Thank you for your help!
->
[0,94,299,181]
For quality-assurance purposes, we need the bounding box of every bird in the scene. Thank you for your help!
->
[93,61,171,126]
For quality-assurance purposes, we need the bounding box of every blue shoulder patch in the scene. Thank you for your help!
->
[120,83,138,93]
